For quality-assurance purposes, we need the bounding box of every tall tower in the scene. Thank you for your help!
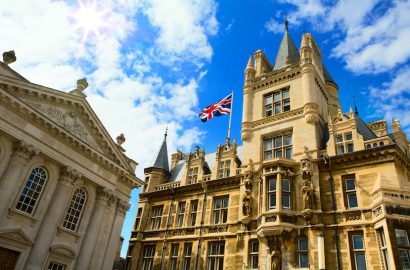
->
[241,20,340,162]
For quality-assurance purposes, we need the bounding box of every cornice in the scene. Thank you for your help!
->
[0,86,138,185]
[250,67,302,93]
[245,108,304,130]
[317,145,410,171]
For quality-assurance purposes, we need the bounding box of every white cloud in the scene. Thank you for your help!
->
[142,0,218,65]
[265,19,283,34]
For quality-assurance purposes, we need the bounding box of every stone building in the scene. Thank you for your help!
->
[0,51,142,270]
[125,22,410,270]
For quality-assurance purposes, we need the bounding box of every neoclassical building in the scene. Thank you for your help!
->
[126,23,410,270]
[0,51,142,270]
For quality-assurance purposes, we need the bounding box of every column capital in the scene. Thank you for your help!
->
[13,140,39,162]
[59,166,82,185]
[116,199,131,216]
[96,187,116,203]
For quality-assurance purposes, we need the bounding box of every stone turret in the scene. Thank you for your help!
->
[242,54,255,141]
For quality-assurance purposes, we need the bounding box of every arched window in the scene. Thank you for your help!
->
[16,167,47,214]
[298,237,308,268]
[62,188,87,231]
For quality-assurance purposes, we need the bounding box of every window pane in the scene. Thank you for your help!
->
[265,95,272,105]
[355,253,367,270]
[273,92,281,102]
[283,99,290,111]
[348,193,358,208]
[345,133,353,140]
[345,179,356,190]
[251,242,259,252]
[396,230,410,246]
[336,145,345,155]
[353,235,364,249]
[298,238,308,251]
[264,151,272,160]
[285,147,292,159]
[347,143,354,153]
[336,135,343,143]
[282,90,290,99]
[282,193,290,209]
[269,178,277,191]
[264,140,272,150]
[275,150,282,158]
[299,253,308,268]
[274,103,281,114]
[269,193,276,209]
[223,197,229,208]
[282,179,290,191]
[399,249,410,269]
[284,135,292,145]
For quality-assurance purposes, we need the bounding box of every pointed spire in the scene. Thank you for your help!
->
[149,127,169,171]
[273,19,300,70]
[353,96,359,116]
[300,33,308,48]
[246,53,254,69]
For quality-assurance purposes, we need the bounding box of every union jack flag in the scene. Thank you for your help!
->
[198,93,232,122]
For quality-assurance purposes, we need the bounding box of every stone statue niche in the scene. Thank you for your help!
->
[300,148,313,211]
[268,236,282,270]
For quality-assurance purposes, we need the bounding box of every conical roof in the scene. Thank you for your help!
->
[149,130,169,171]
[273,21,300,70]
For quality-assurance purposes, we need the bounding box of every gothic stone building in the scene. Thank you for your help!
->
[126,26,410,270]
[0,52,142,270]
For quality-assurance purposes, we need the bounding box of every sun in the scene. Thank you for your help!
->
[72,0,109,41]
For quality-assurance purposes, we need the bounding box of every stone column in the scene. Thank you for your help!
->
[24,167,81,270]
[318,232,325,270]
[0,140,38,220]
[75,187,114,270]
[276,170,283,210]
[89,194,118,269]
[101,199,130,270]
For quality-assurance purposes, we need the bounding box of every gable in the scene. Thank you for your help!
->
[0,62,29,82]
[0,77,133,172]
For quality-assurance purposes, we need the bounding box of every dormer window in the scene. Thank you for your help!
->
[187,167,199,184]
[263,133,292,160]
[264,88,290,117]
[218,160,231,178]
[336,132,354,155]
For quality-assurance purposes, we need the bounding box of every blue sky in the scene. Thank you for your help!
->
[1,0,410,258]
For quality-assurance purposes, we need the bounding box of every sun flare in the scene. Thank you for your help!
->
[72,0,109,41]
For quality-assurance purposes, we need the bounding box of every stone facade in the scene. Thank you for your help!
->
[0,59,142,270]
[126,26,410,270]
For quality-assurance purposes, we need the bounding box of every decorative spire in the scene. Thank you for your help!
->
[149,127,169,171]
[273,18,300,70]
[353,96,359,116]
[246,53,254,69]
[164,125,168,139]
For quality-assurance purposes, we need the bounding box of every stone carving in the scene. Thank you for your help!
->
[28,102,103,150]
[302,180,312,210]
[116,133,125,145]
[13,140,39,161]
[60,166,82,181]
[3,50,16,64]
[117,199,131,215]
[372,205,383,217]
[242,197,250,217]
[96,187,116,203]
[300,147,312,176]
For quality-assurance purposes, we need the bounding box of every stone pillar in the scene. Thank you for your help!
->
[262,175,266,213]
[0,140,38,220]
[89,194,117,269]
[318,232,325,270]
[101,199,130,270]
[75,187,114,270]
[25,167,81,270]
[277,170,283,211]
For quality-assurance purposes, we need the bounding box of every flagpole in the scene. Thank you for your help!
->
[227,91,233,139]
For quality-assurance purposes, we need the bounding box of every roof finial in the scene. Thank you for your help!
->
[284,17,289,32]
[353,96,359,116]
[164,125,168,139]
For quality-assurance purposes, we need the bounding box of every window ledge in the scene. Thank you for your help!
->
[8,208,38,227]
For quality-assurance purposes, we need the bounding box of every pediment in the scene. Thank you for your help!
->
[0,79,133,172]
[50,244,76,259]
[0,228,33,246]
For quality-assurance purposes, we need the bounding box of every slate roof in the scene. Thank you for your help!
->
[356,117,377,141]
[149,137,169,171]
[273,30,300,70]
[323,66,337,86]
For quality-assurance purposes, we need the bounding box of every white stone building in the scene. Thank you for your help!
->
[0,51,142,270]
